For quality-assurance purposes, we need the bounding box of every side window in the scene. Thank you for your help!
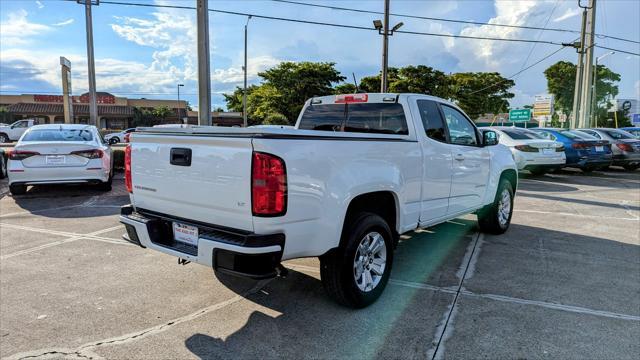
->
[584,130,600,138]
[440,105,478,146]
[536,131,556,140]
[417,100,447,143]
[12,121,27,129]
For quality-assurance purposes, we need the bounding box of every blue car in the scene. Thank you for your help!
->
[620,127,640,139]
[530,128,613,172]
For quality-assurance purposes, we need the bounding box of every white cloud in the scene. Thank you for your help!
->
[52,19,74,27]
[553,7,581,23]
[35,1,44,9]
[0,9,51,46]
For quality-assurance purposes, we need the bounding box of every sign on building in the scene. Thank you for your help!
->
[632,113,640,125]
[533,94,554,116]
[509,109,531,122]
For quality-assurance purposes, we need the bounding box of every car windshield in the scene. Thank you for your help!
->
[559,130,597,140]
[500,128,545,140]
[22,129,93,142]
[605,129,634,140]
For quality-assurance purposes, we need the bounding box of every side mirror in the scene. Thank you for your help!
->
[483,130,499,146]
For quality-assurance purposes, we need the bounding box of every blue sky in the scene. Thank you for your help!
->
[1,0,639,111]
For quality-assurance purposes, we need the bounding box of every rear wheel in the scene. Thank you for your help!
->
[581,166,594,173]
[623,164,639,171]
[109,137,120,145]
[97,169,113,191]
[9,184,26,195]
[529,168,546,176]
[0,133,9,143]
[320,212,393,308]
[477,179,514,235]
[0,155,6,179]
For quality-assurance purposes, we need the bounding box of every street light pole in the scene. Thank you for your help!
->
[590,51,614,127]
[243,16,251,127]
[196,0,212,126]
[80,0,99,127]
[373,0,403,93]
[177,84,184,123]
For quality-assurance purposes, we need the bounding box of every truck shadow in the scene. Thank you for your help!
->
[183,221,640,359]
[185,220,478,359]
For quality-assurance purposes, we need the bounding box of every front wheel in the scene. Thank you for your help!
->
[477,179,514,235]
[0,133,9,143]
[320,212,394,308]
[109,137,120,145]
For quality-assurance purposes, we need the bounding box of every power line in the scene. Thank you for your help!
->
[518,0,560,72]
[595,45,639,57]
[85,0,568,46]
[273,0,640,45]
[467,45,570,95]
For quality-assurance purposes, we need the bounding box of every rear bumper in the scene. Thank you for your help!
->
[119,205,285,279]
[7,164,109,185]
[612,153,640,165]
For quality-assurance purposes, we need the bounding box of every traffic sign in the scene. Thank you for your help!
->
[509,109,531,122]
[632,113,640,124]
[622,101,632,111]
[533,94,554,116]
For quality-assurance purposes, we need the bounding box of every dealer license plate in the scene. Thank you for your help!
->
[173,222,199,246]
[46,155,65,165]
[595,146,604,152]
[542,148,554,155]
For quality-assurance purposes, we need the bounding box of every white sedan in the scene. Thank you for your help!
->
[104,128,135,144]
[481,126,565,175]
[7,124,113,195]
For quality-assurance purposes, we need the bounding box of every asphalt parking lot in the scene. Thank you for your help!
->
[1,169,639,359]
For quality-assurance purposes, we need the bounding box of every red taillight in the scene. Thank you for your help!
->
[572,142,589,149]
[616,143,633,152]
[8,150,39,160]
[124,133,131,143]
[125,145,132,193]
[335,93,368,104]
[514,145,538,152]
[252,152,287,216]
[71,149,103,159]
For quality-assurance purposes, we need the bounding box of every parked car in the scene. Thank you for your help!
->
[104,128,136,144]
[620,127,640,139]
[248,125,295,129]
[0,119,40,143]
[530,128,612,172]
[0,148,6,179]
[480,126,565,175]
[576,128,640,171]
[120,93,517,308]
[7,124,113,195]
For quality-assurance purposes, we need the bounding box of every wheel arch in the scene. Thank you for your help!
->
[339,191,400,249]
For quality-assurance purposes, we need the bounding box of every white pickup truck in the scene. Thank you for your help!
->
[0,119,40,143]
[120,93,517,308]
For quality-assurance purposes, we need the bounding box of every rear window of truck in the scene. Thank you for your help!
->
[298,103,408,135]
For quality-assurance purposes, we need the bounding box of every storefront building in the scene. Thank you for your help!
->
[0,92,245,129]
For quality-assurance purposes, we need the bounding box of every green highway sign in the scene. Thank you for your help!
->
[509,109,531,122]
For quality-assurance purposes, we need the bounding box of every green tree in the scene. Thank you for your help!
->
[152,106,172,122]
[355,66,449,97]
[544,61,621,124]
[0,106,12,123]
[263,113,289,125]
[449,72,514,119]
[333,83,358,94]
[131,107,155,127]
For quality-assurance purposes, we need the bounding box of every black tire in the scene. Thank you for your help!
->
[623,164,639,171]
[9,184,26,195]
[0,133,9,143]
[320,212,394,308]
[477,179,514,235]
[581,167,594,173]
[97,170,113,191]
[529,168,546,176]
[109,137,120,145]
[0,155,6,179]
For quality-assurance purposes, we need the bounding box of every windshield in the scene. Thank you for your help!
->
[299,103,408,135]
[559,130,597,140]
[500,128,545,140]
[605,129,634,140]
[22,129,94,142]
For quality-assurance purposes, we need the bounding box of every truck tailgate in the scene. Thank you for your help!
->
[130,134,254,231]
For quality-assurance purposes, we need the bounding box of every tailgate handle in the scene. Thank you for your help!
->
[170,148,192,166]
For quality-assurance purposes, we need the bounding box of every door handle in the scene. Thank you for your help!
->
[454,153,465,161]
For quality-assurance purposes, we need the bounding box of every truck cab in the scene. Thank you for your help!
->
[0,119,39,143]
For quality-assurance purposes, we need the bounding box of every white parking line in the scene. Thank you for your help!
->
[514,209,639,221]
[0,204,120,219]
[0,225,127,260]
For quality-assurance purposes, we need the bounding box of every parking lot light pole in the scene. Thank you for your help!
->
[374,0,403,93]
[177,84,184,123]
[78,0,99,127]
[243,16,251,127]
[590,51,614,127]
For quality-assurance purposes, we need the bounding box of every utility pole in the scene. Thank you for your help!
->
[197,0,212,126]
[79,0,99,127]
[177,83,184,123]
[578,0,596,129]
[373,0,402,93]
[590,51,614,127]
[381,0,390,93]
[243,16,251,127]
[570,7,587,129]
